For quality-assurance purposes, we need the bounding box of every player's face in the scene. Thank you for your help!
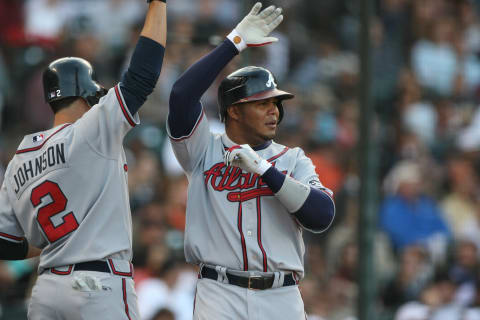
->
[235,97,280,145]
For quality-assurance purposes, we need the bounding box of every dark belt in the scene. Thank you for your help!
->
[47,260,111,275]
[201,266,296,290]
[74,260,111,273]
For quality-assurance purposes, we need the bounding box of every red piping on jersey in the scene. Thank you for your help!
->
[169,109,205,142]
[227,145,242,153]
[108,259,134,277]
[227,187,273,202]
[193,285,198,315]
[50,265,73,275]
[0,232,23,242]
[122,278,132,320]
[267,147,289,162]
[292,272,299,284]
[115,85,136,127]
[16,124,72,154]
[256,197,268,272]
[237,203,248,271]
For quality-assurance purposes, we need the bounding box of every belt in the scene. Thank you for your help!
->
[47,260,133,277]
[200,266,296,290]
[75,260,111,273]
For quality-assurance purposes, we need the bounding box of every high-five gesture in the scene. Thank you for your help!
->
[228,2,283,51]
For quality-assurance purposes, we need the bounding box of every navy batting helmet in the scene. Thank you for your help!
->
[218,66,294,123]
[43,57,107,108]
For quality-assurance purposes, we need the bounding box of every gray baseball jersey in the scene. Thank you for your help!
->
[0,85,138,272]
[168,109,331,279]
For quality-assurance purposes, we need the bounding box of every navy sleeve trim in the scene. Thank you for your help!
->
[261,166,286,193]
[293,188,335,233]
[119,36,165,115]
[168,39,238,137]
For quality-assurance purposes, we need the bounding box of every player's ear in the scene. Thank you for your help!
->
[227,104,241,121]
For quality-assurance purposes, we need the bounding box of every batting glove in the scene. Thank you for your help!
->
[227,2,283,52]
[224,144,272,175]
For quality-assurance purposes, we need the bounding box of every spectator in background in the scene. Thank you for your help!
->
[126,136,162,209]
[132,202,169,287]
[382,245,433,314]
[441,156,480,243]
[394,271,460,320]
[136,257,196,320]
[464,278,480,320]
[24,0,66,47]
[324,241,358,320]
[380,161,451,262]
[411,11,480,98]
[447,239,480,307]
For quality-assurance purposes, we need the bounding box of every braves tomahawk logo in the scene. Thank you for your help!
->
[265,71,276,88]
[204,162,287,202]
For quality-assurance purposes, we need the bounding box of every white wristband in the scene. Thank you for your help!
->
[257,159,272,175]
[275,176,311,213]
[227,29,247,52]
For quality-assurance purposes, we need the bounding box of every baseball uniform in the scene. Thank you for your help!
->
[0,1,166,318]
[166,3,335,319]
[169,110,333,319]
[0,86,139,320]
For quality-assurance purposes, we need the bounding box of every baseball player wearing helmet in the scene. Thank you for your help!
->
[168,3,335,319]
[0,1,166,319]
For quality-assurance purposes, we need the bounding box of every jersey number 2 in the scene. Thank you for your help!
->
[30,180,79,243]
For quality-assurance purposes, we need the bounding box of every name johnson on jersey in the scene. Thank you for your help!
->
[11,143,67,195]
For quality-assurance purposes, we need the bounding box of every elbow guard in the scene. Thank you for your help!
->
[293,188,335,233]
[0,238,29,260]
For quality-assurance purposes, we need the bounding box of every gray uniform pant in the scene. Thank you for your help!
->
[28,271,139,320]
[193,278,306,320]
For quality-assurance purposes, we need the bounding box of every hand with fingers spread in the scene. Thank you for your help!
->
[224,144,272,175]
[227,2,284,51]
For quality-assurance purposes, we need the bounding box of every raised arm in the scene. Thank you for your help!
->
[168,2,283,138]
[141,0,167,46]
[119,0,167,115]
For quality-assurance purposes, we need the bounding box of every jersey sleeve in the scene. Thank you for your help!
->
[166,107,211,175]
[75,85,139,157]
[292,148,333,197]
[0,180,24,243]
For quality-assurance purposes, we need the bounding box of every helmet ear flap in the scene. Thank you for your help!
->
[86,87,107,107]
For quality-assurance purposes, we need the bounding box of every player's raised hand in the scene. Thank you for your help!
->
[227,2,283,51]
[224,144,272,175]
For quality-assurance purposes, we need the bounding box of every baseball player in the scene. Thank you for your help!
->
[0,1,166,319]
[167,3,335,319]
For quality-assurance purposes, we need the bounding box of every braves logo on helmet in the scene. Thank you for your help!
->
[266,71,276,88]
[217,66,294,123]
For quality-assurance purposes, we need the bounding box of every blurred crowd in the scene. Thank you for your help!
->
[5,0,480,319]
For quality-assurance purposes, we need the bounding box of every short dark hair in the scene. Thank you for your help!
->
[49,97,81,114]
